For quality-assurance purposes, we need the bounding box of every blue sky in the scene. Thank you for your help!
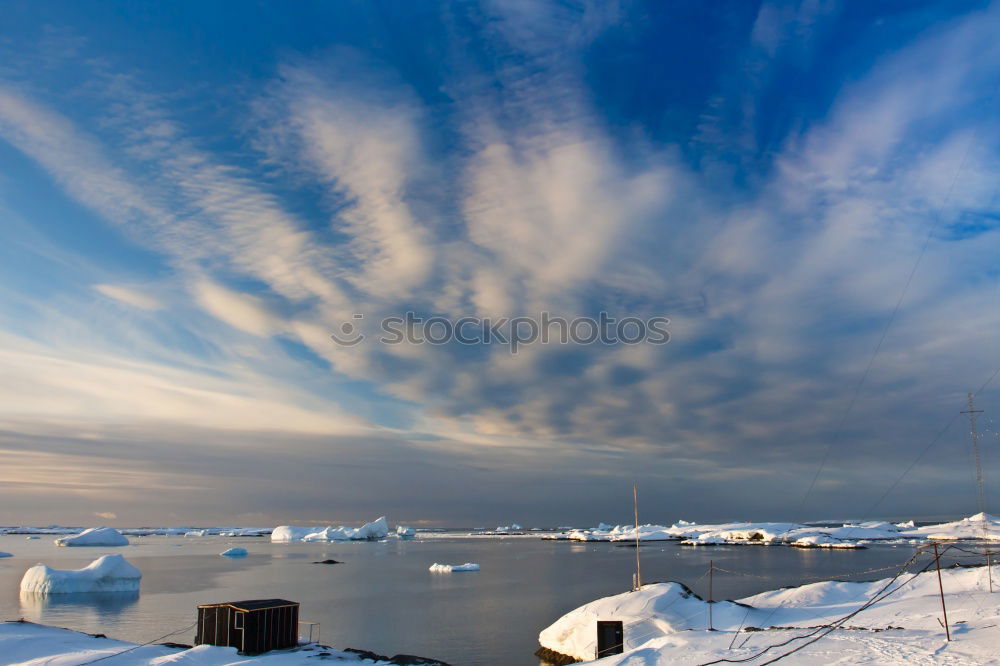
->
[1,1,999,526]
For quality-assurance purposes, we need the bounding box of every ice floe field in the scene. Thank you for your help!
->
[1,515,998,665]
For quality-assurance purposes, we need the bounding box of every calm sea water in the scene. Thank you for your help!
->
[0,533,947,665]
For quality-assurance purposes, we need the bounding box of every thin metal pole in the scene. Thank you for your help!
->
[633,483,641,590]
[961,392,992,592]
[708,560,714,631]
[934,544,951,641]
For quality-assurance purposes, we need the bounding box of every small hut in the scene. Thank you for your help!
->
[195,599,299,654]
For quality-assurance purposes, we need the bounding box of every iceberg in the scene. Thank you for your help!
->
[396,525,416,538]
[429,562,480,572]
[220,547,247,558]
[20,555,141,594]
[271,516,389,542]
[54,527,128,547]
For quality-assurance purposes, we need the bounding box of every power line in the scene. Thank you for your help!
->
[696,547,941,666]
[74,620,197,665]
[796,116,984,520]
[863,362,1000,519]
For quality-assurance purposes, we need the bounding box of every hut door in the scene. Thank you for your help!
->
[596,620,624,658]
[234,611,246,651]
[597,620,625,659]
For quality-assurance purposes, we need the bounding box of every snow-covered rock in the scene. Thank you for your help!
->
[429,562,480,572]
[901,512,1000,541]
[54,527,128,547]
[271,516,389,542]
[20,555,141,594]
[790,534,864,549]
[220,547,247,558]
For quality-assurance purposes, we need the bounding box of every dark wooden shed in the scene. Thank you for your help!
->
[195,599,299,654]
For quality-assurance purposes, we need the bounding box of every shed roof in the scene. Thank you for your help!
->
[199,599,298,611]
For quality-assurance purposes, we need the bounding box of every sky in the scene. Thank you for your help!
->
[1,0,999,527]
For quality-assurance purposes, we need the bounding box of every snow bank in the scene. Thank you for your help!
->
[220,547,247,558]
[540,563,1000,664]
[901,512,1000,541]
[271,516,389,542]
[429,562,480,572]
[0,621,442,664]
[53,527,128,547]
[19,555,141,594]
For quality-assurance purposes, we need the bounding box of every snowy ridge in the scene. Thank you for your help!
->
[540,562,999,664]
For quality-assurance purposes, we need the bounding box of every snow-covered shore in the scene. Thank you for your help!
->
[0,621,450,665]
[542,512,1000,547]
[539,560,998,664]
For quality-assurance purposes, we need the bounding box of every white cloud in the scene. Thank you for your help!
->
[93,284,162,311]
[193,280,283,337]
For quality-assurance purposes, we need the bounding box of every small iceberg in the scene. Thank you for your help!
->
[396,525,416,539]
[54,527,128,547]
[429,562,480,572]
[220,547,248,558]
[20,554,141,594]
[0,551,12,558]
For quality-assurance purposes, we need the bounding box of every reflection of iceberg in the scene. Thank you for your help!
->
[20,555,141,594]
[20,589,139,616]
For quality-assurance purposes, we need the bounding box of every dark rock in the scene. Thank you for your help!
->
[534,646,581,664]
[313,559,343,564]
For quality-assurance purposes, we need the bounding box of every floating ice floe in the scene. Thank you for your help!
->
[54,527,128,547]
[220,547,248,558]
[789,534,865,549]
[271,516,389,542]
[429,562,480,572]
[20,555,141,594]
[472,523,526,535]
[396,525,416,539]
[185,530,207,537]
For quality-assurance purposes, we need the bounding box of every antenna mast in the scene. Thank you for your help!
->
[961,392,992,592]
[633,483,641,590]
